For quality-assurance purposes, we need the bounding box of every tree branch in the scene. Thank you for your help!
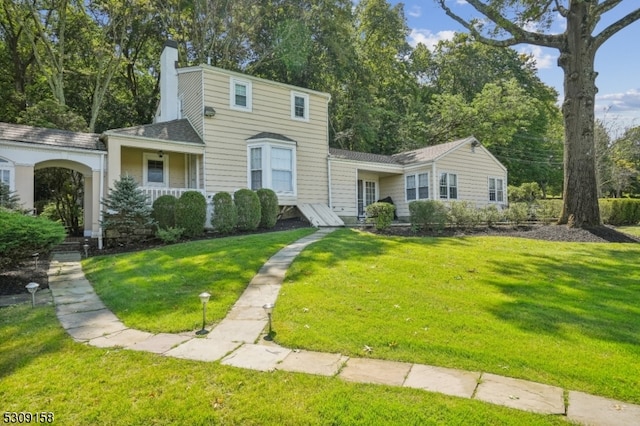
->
[594,6,640,50]
[436,0,563,49]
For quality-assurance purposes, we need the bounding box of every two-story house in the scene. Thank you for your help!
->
[0,40,507,241]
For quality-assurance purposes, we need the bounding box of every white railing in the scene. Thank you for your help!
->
[142,187,206,205]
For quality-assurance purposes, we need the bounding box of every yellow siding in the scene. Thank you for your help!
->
[195,67,329,205]
[178,70,204,137]
[120,147,186,188]
[435,145,507,207]
[329,160,358,217]
[379,175,407,218]
[121,147,142,183]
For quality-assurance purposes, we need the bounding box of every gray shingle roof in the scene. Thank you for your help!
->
[329,137,475,166]
[247,132,297,143]
[106,119,203,144]
[0,122,105,151]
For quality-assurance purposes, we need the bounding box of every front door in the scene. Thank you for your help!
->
[357,179,377,217]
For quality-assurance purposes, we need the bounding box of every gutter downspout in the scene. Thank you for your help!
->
[327,153,332,208]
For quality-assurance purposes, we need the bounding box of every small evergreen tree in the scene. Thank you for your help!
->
[175,191,207,238]
[211,191,237,234]
[0,182,21,210]
[101,175,155,244]
[234,188,261,231]
[257,188,279,229]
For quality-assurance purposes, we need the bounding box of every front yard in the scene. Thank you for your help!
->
[2,226,639,424]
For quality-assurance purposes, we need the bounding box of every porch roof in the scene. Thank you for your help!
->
[0,122,105,151]
[105,119,203,145]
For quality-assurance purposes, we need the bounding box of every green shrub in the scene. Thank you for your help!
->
[365,202,395,231]
[234,188,261,231]
[602,199,640,225]
[0,209,66,270]
[211,192,237,234]
[156,226,184,244]
[409,200,448,231]
[257,188,279,229]
[101,175,155,244]
[504,202,530,226]
[481,205,503,227]
[533,199,562,224]
[508,182,543,203]
[152,195,178,229]
[449,201,482,229]
[175,191,207,238]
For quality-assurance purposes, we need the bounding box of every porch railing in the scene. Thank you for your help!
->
[142,187,206,205]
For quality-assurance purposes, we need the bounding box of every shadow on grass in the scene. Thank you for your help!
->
[0,304,66,379]
[485,245,640,347]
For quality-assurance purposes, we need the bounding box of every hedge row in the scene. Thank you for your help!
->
[151,188,280,242]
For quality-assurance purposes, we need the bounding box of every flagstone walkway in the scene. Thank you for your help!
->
[37,229,640,425]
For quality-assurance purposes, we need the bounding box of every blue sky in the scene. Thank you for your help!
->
[390,1,640,136]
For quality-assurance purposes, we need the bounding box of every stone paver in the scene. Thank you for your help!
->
[567,391,640,426]
[17,231,637,426]
[339,358,412,386]
[166,338,241,362]
[221,343,291,371]
[89,328,154,348]
[128,333,191,354]
[404,364,480,398]
[475,373,565,415]
[278,350,348,376]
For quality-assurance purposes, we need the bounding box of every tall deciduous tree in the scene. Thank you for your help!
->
[436,0,640,227]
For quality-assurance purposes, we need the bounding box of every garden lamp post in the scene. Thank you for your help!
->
[196,292,211,335]
[32,253,39,270]
[83,239,89,258]
[26,282,39,308]
[263,303,274,341]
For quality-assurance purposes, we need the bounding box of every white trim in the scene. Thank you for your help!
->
[143,152,169,187]
[0,157,15,191]
[488,176,506,203]
[438,171,458,200]
[230,77,252,112]
[246,140,297,196]
[291,91,309,121]
[405,171,430,202]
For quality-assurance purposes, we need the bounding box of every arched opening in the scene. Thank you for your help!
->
[34,160,92,237]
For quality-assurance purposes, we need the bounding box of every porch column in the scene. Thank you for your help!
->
[15,164,35,213]
[83,170,102,238]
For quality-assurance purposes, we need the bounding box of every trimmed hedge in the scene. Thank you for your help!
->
[257,188,279,229]
[0,209,66,270]
[152,195,178,230]
[409,200,449,231]
[211,192,237,234]
[601,199,640,225]
[235,188,261,231]
[365,202,395,231]
[175,191,207,238]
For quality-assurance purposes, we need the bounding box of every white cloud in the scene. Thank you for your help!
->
[407,6,421,18]
[595,89,640,132]
[518,45,556,69]
[408,29,456,49]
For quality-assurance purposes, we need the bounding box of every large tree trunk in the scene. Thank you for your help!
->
[557,3,601,227]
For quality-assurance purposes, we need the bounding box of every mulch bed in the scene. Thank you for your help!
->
[2,221,637,298]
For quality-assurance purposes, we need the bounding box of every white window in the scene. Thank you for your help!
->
[439,172,457,200]
[489,177,505,202]
[357,179,377,217]
[230,78,252,111]
[291,91,309,121]
[406,172,429,201]
[0,158,15,191]
[247,143,296,195]
[143,152,169,187]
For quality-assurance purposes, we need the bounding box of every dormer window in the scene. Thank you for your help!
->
[291,91,309,121]
[230,78,252,111]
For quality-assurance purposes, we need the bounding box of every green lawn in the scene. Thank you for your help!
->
[618,225,640,237]
[83,229,316,333]
[4,227,637,423]
[275,229,640,404]
[0,304,565,425]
